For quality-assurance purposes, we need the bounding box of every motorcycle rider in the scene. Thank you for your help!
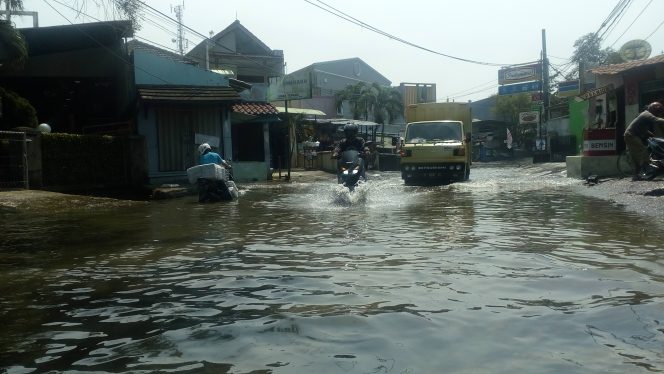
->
[332,123,369,159]
[332,123,369,180]
[197,143,235,202]
[624,101,664,181]
[198,143,231,169]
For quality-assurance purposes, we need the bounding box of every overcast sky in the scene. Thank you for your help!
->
[14,0,664,102]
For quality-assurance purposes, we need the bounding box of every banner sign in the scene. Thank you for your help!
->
[267,70,312,101]
[583,139,616,152]
[498,63,542,85]
[498,81,542,95]
[577,84,614,101]
[519,111,540,125]
[558,80,580,98]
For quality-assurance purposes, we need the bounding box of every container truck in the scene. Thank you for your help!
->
[400,102,472,184]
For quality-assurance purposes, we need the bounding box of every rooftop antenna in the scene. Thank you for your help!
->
[171,1,186,55]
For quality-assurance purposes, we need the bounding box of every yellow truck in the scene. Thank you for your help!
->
[400,102,472,184]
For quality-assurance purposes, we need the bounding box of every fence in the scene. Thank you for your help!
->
[0,131,28,189]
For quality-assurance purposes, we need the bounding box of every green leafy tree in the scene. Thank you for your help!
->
[493,93,533,149]
[0,86,38,129]
[0,0,26,71]
[567,33,623,80]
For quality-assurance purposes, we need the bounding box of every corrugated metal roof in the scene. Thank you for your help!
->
[137,85,240,102]
[232,103,278,115]
[127,39,198,65]
[274,107,326,116]
[591,54,664,75]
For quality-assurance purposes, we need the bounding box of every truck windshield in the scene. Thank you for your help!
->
[405,122,462,143]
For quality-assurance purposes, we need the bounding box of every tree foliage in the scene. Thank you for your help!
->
[567,33,623,80]
[335,82,403,124]
[0,19,27,71]
[0,86,38,129]
[69,0,143,31]
[493,93,534,148]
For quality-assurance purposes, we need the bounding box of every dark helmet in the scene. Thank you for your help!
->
[343,123,358,138]
[647,102,664,116]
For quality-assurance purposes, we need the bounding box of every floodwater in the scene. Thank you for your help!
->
[1,165,664,373]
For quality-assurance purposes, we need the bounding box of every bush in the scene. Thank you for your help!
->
[0,86,38,130]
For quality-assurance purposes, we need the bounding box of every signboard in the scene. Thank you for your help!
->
[519,111,540,124]
[267,70,312,101]
[498,63,542,85]
[583,139,616,152]
[557,80,580,98]
[576,84,614,101]
[498,81,542,95]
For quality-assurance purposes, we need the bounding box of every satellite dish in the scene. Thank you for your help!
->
[619,39,652,61]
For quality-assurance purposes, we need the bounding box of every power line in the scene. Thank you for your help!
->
[644,19,664,41]
[609,0,653,48]
[598,0,633,42]
[305,0,516,67]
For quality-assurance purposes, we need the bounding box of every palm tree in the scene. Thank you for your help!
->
[335,82,403,123]
[0,0,27,72]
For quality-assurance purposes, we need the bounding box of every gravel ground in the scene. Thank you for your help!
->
[3,163,664,218]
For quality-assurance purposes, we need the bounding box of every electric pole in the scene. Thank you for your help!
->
[541,29,550,122]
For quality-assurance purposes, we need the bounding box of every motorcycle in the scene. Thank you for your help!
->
[643,137,664,180]
[187,164,239,203]
[336,149,366,191]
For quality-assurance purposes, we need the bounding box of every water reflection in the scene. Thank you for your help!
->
[1,166,664,373]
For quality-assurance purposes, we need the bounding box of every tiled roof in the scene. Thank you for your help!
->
[591,54,664,75]
[232,103,278,115]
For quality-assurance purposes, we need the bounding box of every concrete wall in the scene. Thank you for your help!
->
[566,155,624,179]
[233,161,270,182]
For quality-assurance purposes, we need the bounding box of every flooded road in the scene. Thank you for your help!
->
[2,165,664,373]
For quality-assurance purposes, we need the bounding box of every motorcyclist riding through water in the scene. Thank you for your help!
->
[332,123,369,183]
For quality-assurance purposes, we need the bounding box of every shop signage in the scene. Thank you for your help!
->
[519,111,539,124]
[583,139,616,152]
[267,70,312,101]
[498,81,542,95]
[576,84,614,101]
[557,80,580,98]
[498,63,542,85]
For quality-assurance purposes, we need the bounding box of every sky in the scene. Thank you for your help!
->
[12,0,664,102]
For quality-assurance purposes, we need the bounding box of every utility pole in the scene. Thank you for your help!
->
[541,29,550,121]
[540,29,550,153]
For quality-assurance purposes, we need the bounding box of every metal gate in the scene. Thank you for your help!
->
[0,131,29,189]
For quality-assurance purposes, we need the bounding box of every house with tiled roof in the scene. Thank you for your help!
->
[133,37,281,184]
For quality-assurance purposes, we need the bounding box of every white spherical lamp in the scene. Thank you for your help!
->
[37,123,51,133]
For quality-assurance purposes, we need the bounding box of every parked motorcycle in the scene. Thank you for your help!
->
[337,150,365,191]
[643,137,664,181]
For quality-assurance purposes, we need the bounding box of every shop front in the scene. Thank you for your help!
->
[567,54,664,179]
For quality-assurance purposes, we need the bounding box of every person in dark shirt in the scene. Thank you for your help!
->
[624,102,664,181]
[332,123,368,159]
[332,123,369,181]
